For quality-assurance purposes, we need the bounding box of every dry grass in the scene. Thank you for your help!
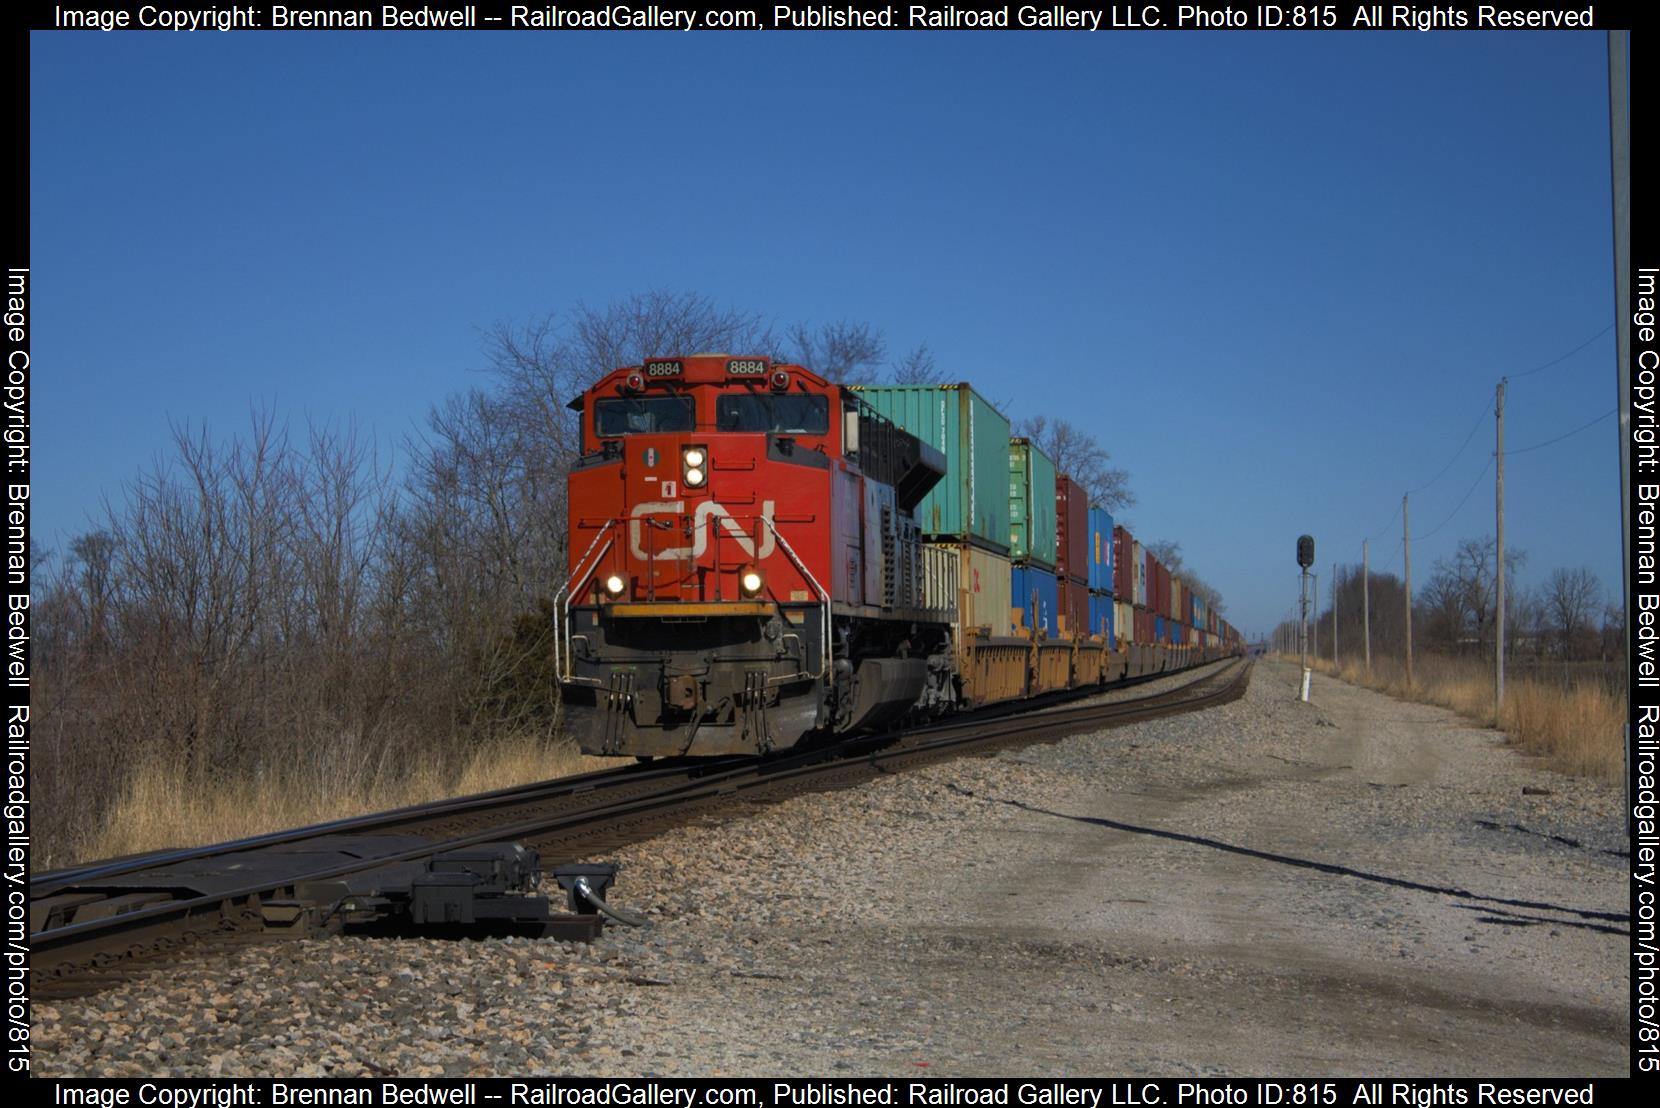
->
[1284,652,1624,783]
[87,735,627,864]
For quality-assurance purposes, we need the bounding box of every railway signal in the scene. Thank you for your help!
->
[1296,535,1314,702]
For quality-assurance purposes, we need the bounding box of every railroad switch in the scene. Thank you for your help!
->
[274,844,638,941]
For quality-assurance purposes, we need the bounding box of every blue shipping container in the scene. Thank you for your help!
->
[1011,563,1059,637]
[1154,615,1165,644]
[1087,506,1114,595]
[1089,592,1115,647]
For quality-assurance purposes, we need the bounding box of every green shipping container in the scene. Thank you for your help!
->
[1008,438,1057,568]
[849,383,1011,553]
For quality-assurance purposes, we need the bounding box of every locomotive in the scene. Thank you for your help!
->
[556,354,1240,757]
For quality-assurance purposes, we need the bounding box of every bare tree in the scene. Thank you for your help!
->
[787,319,887,384]
[1419,566,1468,653]
[1016,414,1135,512]
[1544,566,1602,660]
[1144,539,1223,614]
[1428,536,1525,652]
[890,342,945,385]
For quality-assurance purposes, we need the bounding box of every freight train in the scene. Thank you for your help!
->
[555,354,1242,757]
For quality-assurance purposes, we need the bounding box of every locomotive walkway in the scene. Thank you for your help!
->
[32,660,1627,1076]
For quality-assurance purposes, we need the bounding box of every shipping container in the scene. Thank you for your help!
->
[1054,474,1089,583]
[1088,506,1115,595]
[851,384,1011,552]
[1135,607,1155,644]
[1089,592,1115,646]
[1008,438,1058,568]
[1132,541,1147,607]
[1170,576,1184,625]
[1155,561,1171,619]
[1011,562,1059,637]
[1057,575,1090,638]
[925,542,1012,637]
[1115,599,1136,645]
[1113,526,1134,597]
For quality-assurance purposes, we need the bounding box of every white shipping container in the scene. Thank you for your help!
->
[927,542,1013,637]
[1132,542,1147,607]
[1115,599,1136,644]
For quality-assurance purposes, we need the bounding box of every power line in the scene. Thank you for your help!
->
[1363,503,1400,545]
[1406,399,1489,495]
[1507,407,1617,455]
[1506,322,1615,380]
[1415,457,1493,544]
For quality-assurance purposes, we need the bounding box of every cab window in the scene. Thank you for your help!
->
[716,394,830,434]
[593,396,695,435]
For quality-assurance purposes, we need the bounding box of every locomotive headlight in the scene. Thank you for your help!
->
[740,568,764,596]
[604,574,627,596]
[682,447,708,487]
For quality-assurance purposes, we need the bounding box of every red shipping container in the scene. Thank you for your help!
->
[1113,526,1134,597]
[1157,563,1172,618]
[1054,474,1089,585]
[1145,552,1162,617]
[1057,575,1090,637]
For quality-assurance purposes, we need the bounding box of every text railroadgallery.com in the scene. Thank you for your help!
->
[41,1081,1614,1105]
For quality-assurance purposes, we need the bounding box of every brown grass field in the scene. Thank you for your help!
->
[86,736,627,864]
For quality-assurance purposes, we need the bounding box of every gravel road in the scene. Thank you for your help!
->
[32,659,1629,1076]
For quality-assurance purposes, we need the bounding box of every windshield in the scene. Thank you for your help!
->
[593,396,695,435]
[716,394,830,434]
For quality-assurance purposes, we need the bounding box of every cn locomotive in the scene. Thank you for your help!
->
[556,354,1241,757]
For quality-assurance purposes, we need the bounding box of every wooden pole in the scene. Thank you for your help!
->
[1496,379,1507,711]
[1362,539,1371,673]
[1332,561,1339,669]
[1404,494,1414,688]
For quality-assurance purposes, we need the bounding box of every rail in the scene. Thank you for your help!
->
[31,658,1250,994]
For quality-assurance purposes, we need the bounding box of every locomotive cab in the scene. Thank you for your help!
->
[557,354,951,757]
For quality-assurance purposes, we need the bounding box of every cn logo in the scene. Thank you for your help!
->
[629,500,777,561]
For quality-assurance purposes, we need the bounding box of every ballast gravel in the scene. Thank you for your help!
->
[32,659,1627,1076]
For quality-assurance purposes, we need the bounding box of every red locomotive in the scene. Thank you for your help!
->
[558,354,956,755]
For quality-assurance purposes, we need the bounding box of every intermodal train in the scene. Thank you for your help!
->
[555,354,1242,757]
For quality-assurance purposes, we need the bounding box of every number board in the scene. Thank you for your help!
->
[644,360,682,378]
[726,358,768,376]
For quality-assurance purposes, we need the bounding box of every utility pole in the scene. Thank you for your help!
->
[1332,562,1339,669]
[1363,538,1371,673]
[1496,379,1507,712]
[1611,30,1631,808]
[1403,494,1414,688]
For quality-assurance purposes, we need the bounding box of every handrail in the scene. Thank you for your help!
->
[757,514,831,683]
[555,524,617,683]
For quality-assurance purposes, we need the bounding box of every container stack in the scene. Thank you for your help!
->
[1087,504,1115,646]
[852,383,1014,635]
[1008,437,1059,637]
[1113,525,1136,648]
[1054,473,1090,639]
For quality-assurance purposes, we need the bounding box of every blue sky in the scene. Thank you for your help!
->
[30,30,1622,636]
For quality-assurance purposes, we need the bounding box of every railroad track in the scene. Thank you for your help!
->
[30,657,1251,995]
